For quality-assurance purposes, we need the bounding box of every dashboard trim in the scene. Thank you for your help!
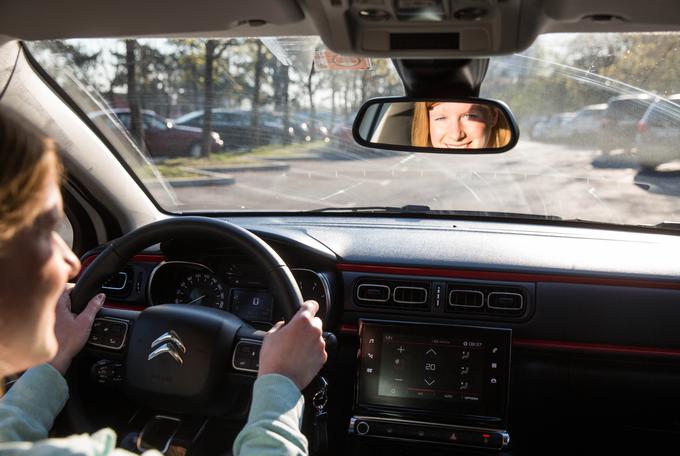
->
[81,253,165,271]
[514,338,680,357]
[338,263,680,291]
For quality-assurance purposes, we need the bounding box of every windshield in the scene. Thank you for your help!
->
[25,34,680,227]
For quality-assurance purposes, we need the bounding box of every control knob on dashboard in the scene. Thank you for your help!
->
[356,421,370,436]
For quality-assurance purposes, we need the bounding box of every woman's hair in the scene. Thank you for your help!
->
[0,108,62,251]
[411,101,434,147]
[411,101,512,148]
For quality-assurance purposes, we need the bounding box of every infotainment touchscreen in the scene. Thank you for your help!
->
[357,321,511,422]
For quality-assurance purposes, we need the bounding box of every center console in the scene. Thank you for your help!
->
[350,320,512,451]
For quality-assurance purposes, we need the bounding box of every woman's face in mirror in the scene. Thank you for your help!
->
[428,102,497,149]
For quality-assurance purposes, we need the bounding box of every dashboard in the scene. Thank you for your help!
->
[81,216,680,455]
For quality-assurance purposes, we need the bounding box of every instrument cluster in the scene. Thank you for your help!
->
[147,258,330,326]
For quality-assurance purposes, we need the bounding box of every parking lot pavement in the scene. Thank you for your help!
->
[169,140,680,225]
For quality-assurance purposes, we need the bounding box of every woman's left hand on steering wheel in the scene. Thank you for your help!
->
[49,285,105,375]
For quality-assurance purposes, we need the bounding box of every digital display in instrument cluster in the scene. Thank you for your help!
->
[230,289,274,323]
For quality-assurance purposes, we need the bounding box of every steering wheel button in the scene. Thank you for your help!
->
[235,358,250,369]
[238,343,253,354]
[109,324,124,335]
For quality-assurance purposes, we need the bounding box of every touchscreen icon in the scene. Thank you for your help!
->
[461,351,471,360]
[460,366,469,375]
[459,381,469,391]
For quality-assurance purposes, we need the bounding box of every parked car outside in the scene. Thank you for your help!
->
[599,94,656,154]
[91,109,223,158]
[530,112,577,143]
[175,109,293,150]
[174,109,253,151]
[564,103,607,146]
[635,94,680,170]
[291,113,330,143]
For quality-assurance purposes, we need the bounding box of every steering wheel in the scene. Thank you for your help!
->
[70,216,304,415]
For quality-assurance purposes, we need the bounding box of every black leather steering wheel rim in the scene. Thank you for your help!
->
[71,216,303,319]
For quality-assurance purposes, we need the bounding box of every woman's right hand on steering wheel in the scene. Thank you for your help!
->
[257,300,327,390]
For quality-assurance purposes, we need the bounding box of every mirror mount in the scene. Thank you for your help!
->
[392,59,490,97]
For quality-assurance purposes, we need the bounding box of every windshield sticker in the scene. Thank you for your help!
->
[314,50,372,71]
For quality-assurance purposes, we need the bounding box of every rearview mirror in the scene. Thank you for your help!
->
[353,97,519,153]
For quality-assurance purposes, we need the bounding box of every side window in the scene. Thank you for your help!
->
[188,116,203,127]
[144,114,167,130]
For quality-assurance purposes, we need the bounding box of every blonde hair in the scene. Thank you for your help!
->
[411,101,511,148]
[0,108,62,251]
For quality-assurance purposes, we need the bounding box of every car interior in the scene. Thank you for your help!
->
[3,0,680,454]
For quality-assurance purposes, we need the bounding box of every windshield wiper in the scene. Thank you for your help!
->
[307,205,563,220]
[654,222,680,231]
[307,205,432,214]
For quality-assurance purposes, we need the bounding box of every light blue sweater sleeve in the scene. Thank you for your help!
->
[232,374,308,456]
[0,364,69,443]
[0,364,161,456]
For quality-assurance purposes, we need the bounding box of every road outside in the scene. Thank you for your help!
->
[163,139,680,227]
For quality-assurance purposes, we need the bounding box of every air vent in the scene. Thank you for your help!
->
[449,289,484,308]
[488,292,523,311]
[357,283,390,302]
[394,286,428,305]
[446,283,527,317]
[355,279,431,310]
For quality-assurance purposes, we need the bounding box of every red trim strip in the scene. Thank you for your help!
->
[81,253,165,269]
[513,339,680,357]
[103,301,145,311]
[337,263,680,291]
[340,324,359,335]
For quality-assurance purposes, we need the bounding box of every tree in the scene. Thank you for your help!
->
[125,40,144,148]
[201,40,230,156]
[273,61,291,144]
[250,40,266,146]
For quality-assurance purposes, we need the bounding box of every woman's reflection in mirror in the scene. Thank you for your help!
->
[412,102,511,149]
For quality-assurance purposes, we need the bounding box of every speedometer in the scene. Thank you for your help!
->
[175,271,226,309]
[291,269,331,320]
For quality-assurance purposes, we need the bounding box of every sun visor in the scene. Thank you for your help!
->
[0,0,305,40]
